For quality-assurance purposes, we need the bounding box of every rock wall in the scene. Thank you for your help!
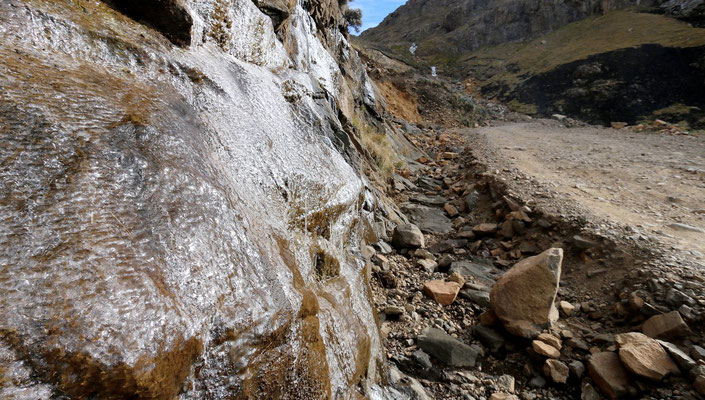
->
[0,0,391,399]
[361,0,661,52]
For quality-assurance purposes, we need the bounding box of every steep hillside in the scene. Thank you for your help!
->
[360,0,659,57]
[359,1,705,128]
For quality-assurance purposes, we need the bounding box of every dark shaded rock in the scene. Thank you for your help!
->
[401,203,453,234]
[417,327,479,367]
[449,260,499,287]
[104,0,193,46]
[253,0,295,29]
[460,289,491,307]
[474,325,505,353]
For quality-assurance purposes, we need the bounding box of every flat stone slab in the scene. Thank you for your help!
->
[401,203,453,234]
[417,327,479,367]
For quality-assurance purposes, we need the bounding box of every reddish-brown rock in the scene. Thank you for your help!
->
[588,352,632,399]
[615,332,679,381]
[544,359,569,383]
[532,340,561,359]
[423,280,461,305]
[642,311,690,340]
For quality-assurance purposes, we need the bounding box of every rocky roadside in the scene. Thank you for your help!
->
[366,125,705,399]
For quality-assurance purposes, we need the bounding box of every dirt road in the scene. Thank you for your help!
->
[465,120,705,263]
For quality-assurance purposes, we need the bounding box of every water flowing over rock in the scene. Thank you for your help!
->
[0,0,392,398]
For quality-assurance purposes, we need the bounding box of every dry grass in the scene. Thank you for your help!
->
[351,115,400,178]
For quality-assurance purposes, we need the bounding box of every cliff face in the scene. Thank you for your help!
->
[0,1,391,399]
[360,0,660,53]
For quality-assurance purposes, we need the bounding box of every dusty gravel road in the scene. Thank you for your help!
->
[464,120,705,262]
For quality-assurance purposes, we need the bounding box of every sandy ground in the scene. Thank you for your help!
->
[464,120,705,263]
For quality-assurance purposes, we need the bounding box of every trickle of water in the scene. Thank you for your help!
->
[0,1,396,398]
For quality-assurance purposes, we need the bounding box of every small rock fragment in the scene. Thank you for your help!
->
[544,359,569,383]
[642,311,690,339]
[657,340,696,371]
[537,333,562,350]
[532,340,560,359]
[417,327,479,367]
[392,224,425,249]
[588,352,632,399]
[423,280,461,305]
[560,300,576,316]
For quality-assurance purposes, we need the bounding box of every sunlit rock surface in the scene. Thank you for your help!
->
[0,0,390,398]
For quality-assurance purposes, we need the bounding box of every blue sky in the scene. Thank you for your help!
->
[350,0,407,33]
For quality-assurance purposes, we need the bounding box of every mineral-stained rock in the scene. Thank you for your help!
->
[588,352,633,399]
[490,248,563,338]
[615,332,679,381]
[392,223,425,249]
[423,280,461,305]
[642,311,690,339]
[417,327,479,367]
[544,359,570,383]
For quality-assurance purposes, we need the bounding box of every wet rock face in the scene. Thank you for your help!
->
[0,0,384,398]
[104,0,193,46]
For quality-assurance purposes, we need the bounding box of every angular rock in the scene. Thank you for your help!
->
[474,325,505,353]
[615,332,679,381]
[450,260,498,287]
[696,375,705,395]
[569,360,586,378]
[533,340,561,359]
[444,203,459,217]
[490,248,563,338]
[401,204,453,234]
[560,300,576,316]
[537,333,562,350]
[414,249,434,260]
[581,382,602,400]
[423,280,461,306]
[417,327,479,367]
[437,254,454,269]
[473,223,498,236]
[392,224,425,249]
[417,258,438,273]
[460,289,491,307]
[658,340,697,371]
[497,374,515,393]
[642,311,690,339]
[544,359,569,383]
[691,345,705,361]
[489,394,519,400]
[465,191,479,211]
[588,352,632,399]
